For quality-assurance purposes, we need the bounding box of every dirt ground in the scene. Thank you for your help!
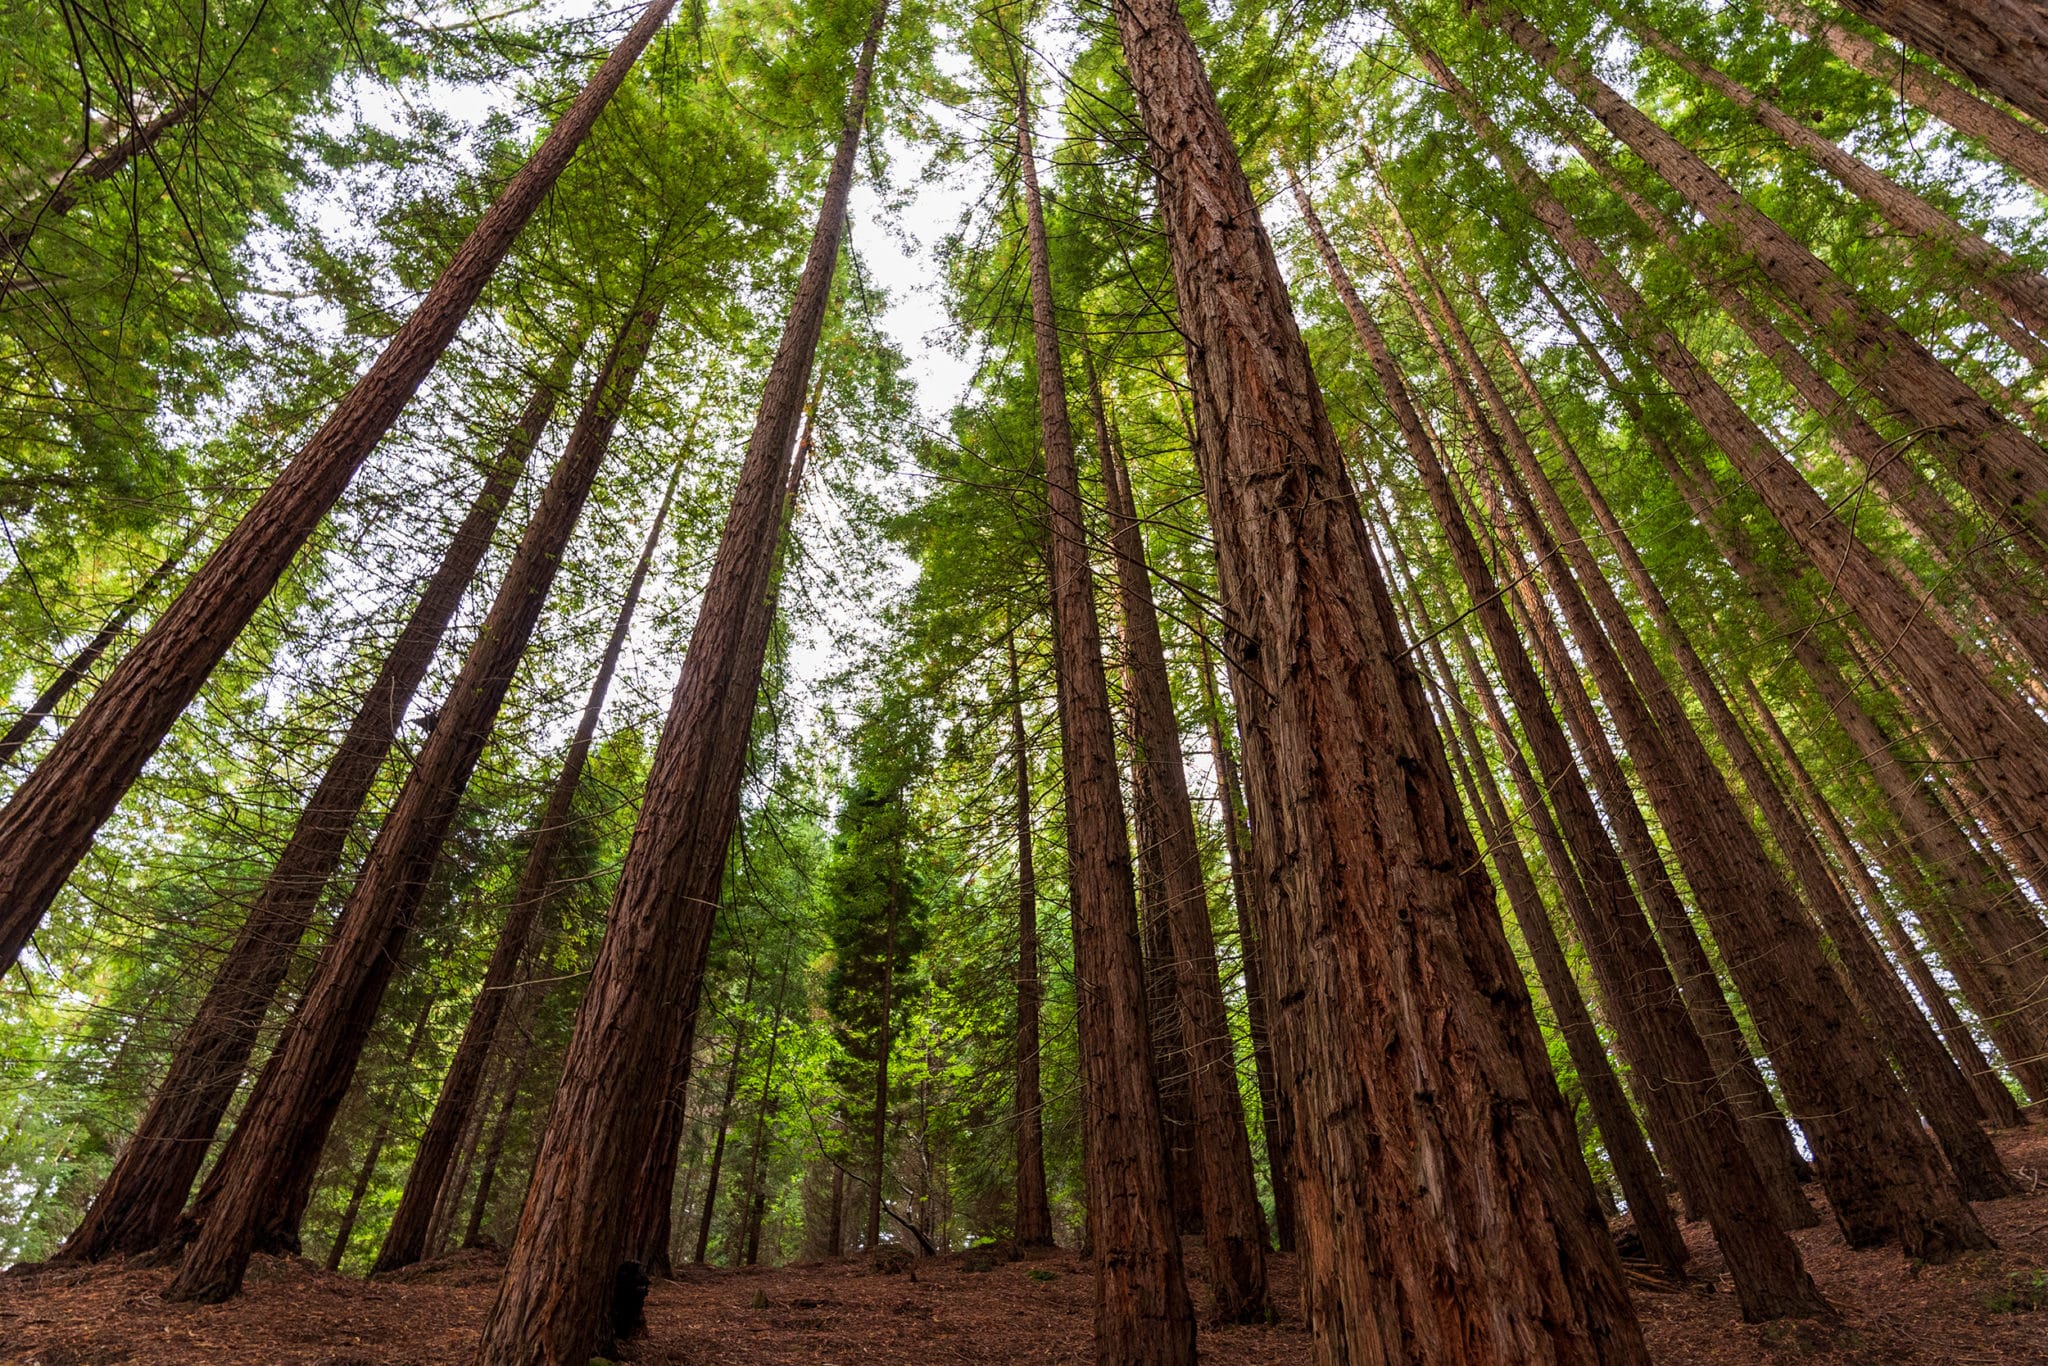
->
[4,1126,2045,1364]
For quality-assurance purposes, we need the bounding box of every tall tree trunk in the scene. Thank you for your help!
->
[54,361,568,1267]
[1617,7,2048,344]
[0,0,675,968]
[1083,351,1267,1315]
[1420,30,2021,1259]
[375,459,683,1273]
[623,390,820,1280]
[0,537,193,766]
[1194,638,1293,1254]
[165,307,660,1305]
[1011,67,1195,1361]
[1765,0,2048,193]
[474,10,887,1359]
[1112,2,1646,1358]
[1300,173,1820,1315]
[1428,654,1688,1284]
[1825,0,2048,127]
[1479,2,2048,569]
[323,994,437,1272]
[1007,633,1054,1249]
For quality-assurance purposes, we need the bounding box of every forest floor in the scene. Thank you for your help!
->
[4,1125,2046,1364]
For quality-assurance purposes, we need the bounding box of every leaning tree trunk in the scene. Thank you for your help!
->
[1010,72,1195,1359]
[693,1020,750,1264]
[464,1028,537,1249]
[1086,354,1269,1320]
[1443,272,2013,1199]
[1765,0,2048,193]
[374,460,683,1273]
[1741,676,2027,1129]
[0,536,193,766]
[164,307,660,1305]
[1303,175,1820,1315]
[53,360,569,1267]
[1825,0,2048,128]
[1422,23,2019,1260]
[474,10,887,1360]
[1532,273,2048,1108]
[1194,638,1293,1254]
[0,0,675,970]
[1,88,205,259]
[1007,633,1054,1249]
[1618,8,2048,345]
[1481,1,2048,571]
[1110,1,1647,1358]
[1427,658,1688,1284]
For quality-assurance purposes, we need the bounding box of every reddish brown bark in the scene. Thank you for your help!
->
[165,307,660,1304]
[1482,2,2048,569]
[1826,0,2048,127]
[1111,1,1646,1357]
[1085,357,1269,1319]
[1012,73,1195,1359]
[1194,638,1293,1254]
[1422,263,2011,1202]
[1766,0,2048,192]
[1428,660,1688,1283]
[473,10,887,1358]
[1303,178,1819,1314]
[0,0,676,970]
[1007,634,1054,1250]
[54,363,567,1267]
[374,460,682,1273]
[1619,8,2048,344]
[1531,275,2048,1109]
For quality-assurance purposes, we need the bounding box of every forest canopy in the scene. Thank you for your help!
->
[4,0,2048,1361]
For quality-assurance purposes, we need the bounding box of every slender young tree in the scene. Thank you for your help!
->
[1011,69,1195,1357]
[1007,632,1054,1249]
[53,358,572,1267]
[1109,0,1646,1356]
[0,537,194,766]
[165,306,662,1304]
[374,457,684,1273]
[322,994,438,1272]
[0,0,676,969]
[474,9,890,1359]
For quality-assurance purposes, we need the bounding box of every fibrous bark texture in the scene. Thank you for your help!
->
[1109,1,1647,1358]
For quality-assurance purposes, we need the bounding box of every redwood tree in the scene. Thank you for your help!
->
[1108,0,1647,1356]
